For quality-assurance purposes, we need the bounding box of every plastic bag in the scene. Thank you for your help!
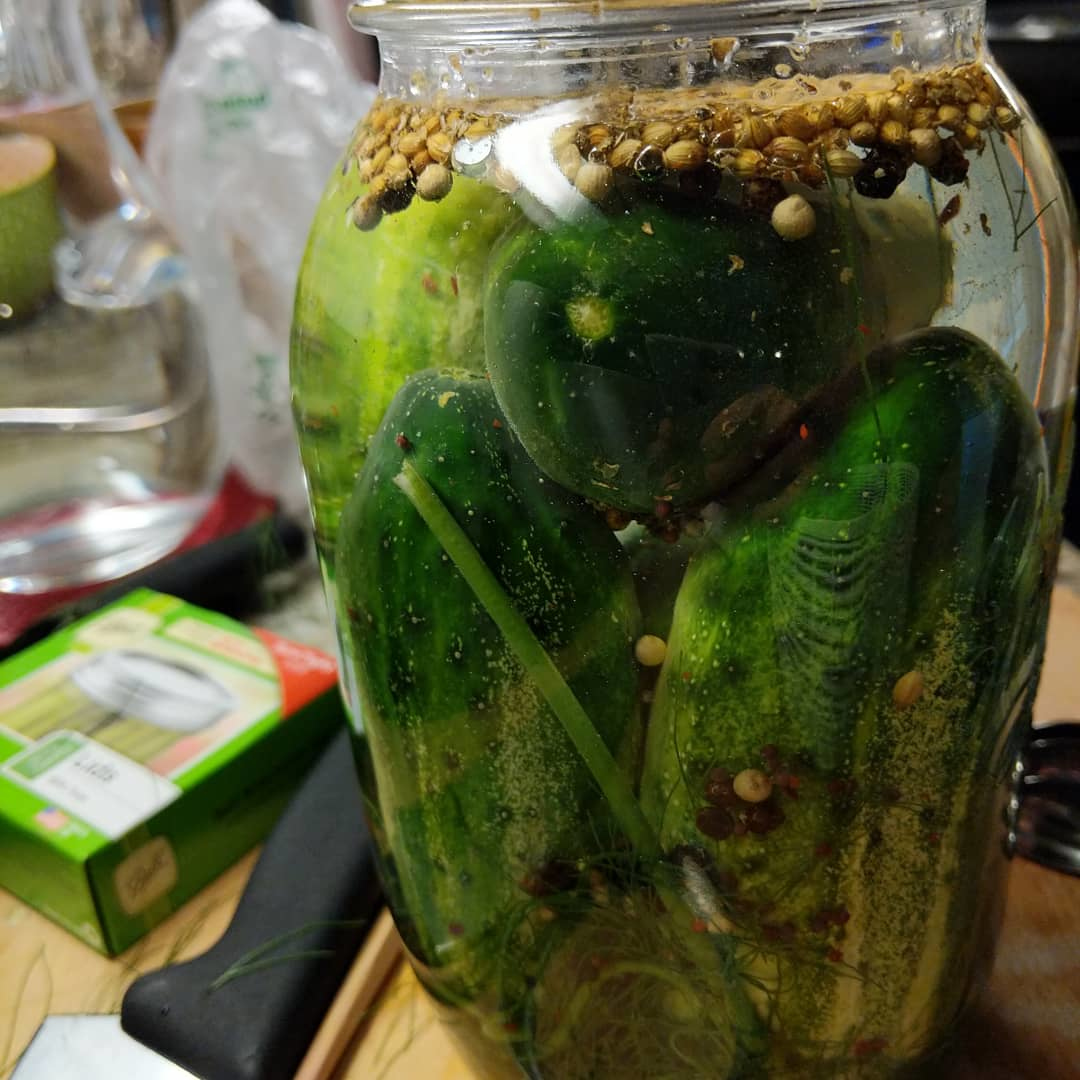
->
[146,0,374,518]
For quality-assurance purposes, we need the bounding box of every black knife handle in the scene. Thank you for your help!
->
[121,726,383,1080]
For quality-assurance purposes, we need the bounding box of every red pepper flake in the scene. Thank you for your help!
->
[815,842,834,859]
[682,671,692,682]
[762,922,796,944]
[449,273,459,296]
[503,1021,521,1034]
[691,918,709,933]
[799,423,810,440]
[854,1037,889,1059]
[421,272,438,295]
[448,921,465,936]
[778,773,800,800]
[492,418,503,429]
[938,194,962,227]
[858,323,871,336]
[811,906,850,932]
[395,433,413,451]
[928,831,941,846]
[654,500,672,520]
[605,507,631,531]
[827,947,845,963]
[828,777,857,799]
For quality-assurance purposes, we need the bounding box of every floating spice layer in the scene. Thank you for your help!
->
[347,62,1021,231]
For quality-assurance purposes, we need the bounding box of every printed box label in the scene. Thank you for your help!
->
[4,732,181,840]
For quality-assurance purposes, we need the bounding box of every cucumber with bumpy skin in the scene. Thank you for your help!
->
[483,202,859,515]
[335,369,642,1006]
[640,328,1047,1072]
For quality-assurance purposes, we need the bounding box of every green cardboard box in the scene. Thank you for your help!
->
[0,589,344,954]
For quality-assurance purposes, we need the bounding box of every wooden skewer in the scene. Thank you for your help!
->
[294,908,404,1080]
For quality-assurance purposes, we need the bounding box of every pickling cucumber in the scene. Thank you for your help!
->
[483,201,860,514]
[639,327,1047,1072]
[335,369,642,1006]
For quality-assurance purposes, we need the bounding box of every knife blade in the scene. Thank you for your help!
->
[13,1015,197,1080]
[12,725,386,1080]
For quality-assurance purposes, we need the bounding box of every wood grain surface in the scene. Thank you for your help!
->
[2,589,1080,1080]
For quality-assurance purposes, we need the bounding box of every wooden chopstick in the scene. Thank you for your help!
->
[294,908,404,1080]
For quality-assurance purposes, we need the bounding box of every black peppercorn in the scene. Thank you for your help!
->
[853,148,909,199]
[633,144,666,182]
[696,806,735,840]
[928,136,970,186]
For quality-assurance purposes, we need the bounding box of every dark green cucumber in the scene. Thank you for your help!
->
[483,201,861,514]
[639,328,1047,1071]
[335,369,642,1005]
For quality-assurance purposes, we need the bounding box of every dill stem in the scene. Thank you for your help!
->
[394,459,661,859]
[393,459,762,1047]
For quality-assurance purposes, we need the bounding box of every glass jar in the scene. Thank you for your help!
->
[0,0,219,593]
[291,1,1079,1075]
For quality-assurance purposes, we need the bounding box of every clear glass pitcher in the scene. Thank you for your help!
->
[0,0,219,594]
[292,0,1080,1075]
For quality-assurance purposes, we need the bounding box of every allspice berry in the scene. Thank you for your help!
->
[910,128,943,167]
[733,769,774,804]
[350,195,382,232]
[771,194,817,241]
[634,634,668,667]
[416,162,453,202]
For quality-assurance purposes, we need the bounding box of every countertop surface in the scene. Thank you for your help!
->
[2,569,1080,1079]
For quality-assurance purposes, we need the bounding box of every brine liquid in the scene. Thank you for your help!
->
[293,60,1072,1079]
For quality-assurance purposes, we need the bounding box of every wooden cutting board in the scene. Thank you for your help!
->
[334,586,1080,1080]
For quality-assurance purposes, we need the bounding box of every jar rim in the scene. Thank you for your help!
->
[349,0,982,41]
